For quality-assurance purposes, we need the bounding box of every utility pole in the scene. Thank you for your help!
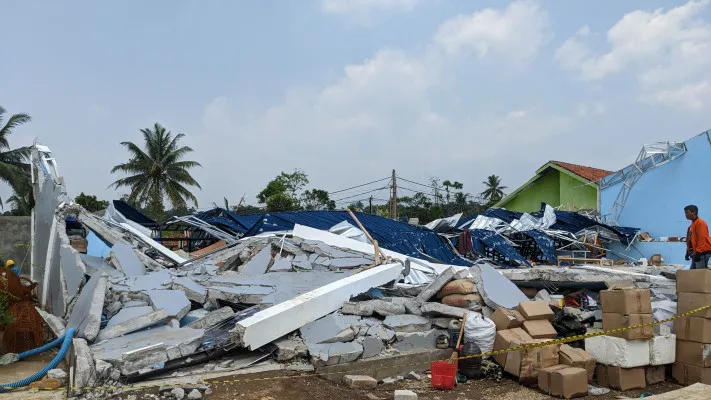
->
[369,196,373,214]
[391,169,398,220]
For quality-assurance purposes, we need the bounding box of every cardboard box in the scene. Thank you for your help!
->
[602,313,654,340]
[538,365,568,394]
[672,362,711,385]
[645,366,665,385]
[559,344,596,382]
[522,320,557,340]
[596,364,646,390]
[493,328,532,367]
[70,238,88,254]
[677,269,711,294]
[491,308,525,331]
[504,338,559,384]
[677,292,711,319]
[539,365,587,399]
[551,367,588,399]
[600,289,652,315]
[675,317,711,343]
[518,301,554,321]
[676,340,711,367]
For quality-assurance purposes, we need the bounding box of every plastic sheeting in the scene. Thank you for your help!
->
[469,229,530,267]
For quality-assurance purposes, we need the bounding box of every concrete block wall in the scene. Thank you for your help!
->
[0,216,31,275]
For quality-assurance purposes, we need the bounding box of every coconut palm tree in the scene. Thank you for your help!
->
[0,106,32,208]
[110,123,202,220]
[480,175,507,206]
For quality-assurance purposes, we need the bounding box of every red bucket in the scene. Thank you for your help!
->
[430,361,457,390]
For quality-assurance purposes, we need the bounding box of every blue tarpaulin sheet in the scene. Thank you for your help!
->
[243,211,471,266]
[469,229,530,267]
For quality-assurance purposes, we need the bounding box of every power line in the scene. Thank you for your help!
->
[398,186,439,198]
[331,186,389,203]
[396,176,444,191]
[327,177,391,195]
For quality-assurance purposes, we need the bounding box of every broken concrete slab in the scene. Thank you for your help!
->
[273,336,308,361]
[358,336,385,359]
[387,298,422,315]
[394,329,447,352]
[148,289,191,320]
[317,348,454,383]
[329,258,372,269]
[81,254,122,277]
[72,338,94,389]
[206,285,274,304]
[186,306,235,330]
[431,318,453,329]
[366,324,396,343]
[469,264,528,309]
[105,306,154,329]
[383,315,431,333]
[240,246,272,275]
[110,269,172,293]
[96,309,169,341]
[416,267,455,304]
[123,300,149,308]
[172,277,208,303]
[91,326,205,370]
[109,242,146,276]
[343,375,377,389]
[67,272,108,341]
[394,390,418,400]
[300,313,361,344]
[181,309,210,326]
[59,244,86,300]
[308,341,364,367]
[35,307,66,337]
[420,302,470,319]
[341,300,406,317]
[231,263,402,350]
[269,258,292,272]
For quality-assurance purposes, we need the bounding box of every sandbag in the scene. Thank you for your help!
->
[437,279,476,298]
[463,312,496,357]
[442,294,483,310]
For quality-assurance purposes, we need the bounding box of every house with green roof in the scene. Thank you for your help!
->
[494,161,612,213]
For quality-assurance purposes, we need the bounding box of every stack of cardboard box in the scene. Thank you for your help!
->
[586,288,675,390]
[673,270,711,385]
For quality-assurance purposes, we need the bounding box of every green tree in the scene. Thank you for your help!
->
[481,175,507,206]
[5,186,34,216]
[109,123,202,220]
[266,192,298,212]
[75,192,109,212]
[301,189,335,211]
[0,106,32,209]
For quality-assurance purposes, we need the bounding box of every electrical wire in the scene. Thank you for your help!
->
[331,186,389,203]
[327,177,391,195]
[396,176,445,191]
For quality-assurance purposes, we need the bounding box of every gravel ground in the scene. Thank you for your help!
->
[112,370,684,400]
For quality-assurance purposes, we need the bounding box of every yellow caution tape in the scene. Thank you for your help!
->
[6,304,709,394]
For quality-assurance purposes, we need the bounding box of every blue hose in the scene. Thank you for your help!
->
[0,328,75,392]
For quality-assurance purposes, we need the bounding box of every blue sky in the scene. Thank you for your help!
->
[2,0,710,210]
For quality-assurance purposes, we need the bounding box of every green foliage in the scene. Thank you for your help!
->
[0,106,32,213]
[257,169,333,212]
[75,192,109,212]
[480,175,507,207]
[110,123,202,221]
[0,295,13,327]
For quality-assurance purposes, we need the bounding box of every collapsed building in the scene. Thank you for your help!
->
[5,139,708,397]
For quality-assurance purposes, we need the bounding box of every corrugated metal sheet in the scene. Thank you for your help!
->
[469,229,530,267]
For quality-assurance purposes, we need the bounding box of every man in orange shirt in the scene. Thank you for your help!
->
[685,205,711,269]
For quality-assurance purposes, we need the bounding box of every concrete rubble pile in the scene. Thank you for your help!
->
[22,144,704,397]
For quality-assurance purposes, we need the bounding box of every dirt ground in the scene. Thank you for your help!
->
[0,352,65,383]
[119,370,684,400]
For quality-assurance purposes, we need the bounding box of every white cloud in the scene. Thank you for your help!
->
[433,0,551,63]
[506,109,528,120]
[321,0,419,14]
[646,81,711,110]
[556,0,711,109]
[576,25,591,37]
[576,102,605,118]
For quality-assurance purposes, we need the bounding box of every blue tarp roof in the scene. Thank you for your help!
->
[243,210,471,266]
